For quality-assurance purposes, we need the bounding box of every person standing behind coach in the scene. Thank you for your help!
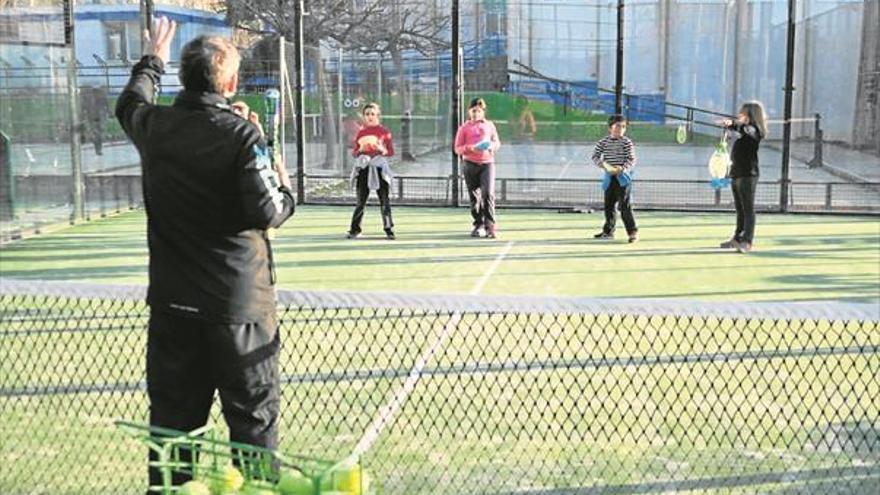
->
[719,101,767,254]
[454,97,501,238]
[115,18,295,490]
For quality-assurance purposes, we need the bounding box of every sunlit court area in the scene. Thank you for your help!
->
[1,1,879,494]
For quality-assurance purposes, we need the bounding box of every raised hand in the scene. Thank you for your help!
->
[144,16,177,65]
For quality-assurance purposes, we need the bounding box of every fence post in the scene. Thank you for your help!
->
[98,176,106,217]
[686,107,694,136]
[614,0,624,115]
[398,177,404,201]
[778,0,797,213]
[401,111,415,161]
[113,175,121,214]
[0,131,13,221]
[127,176,134,209]
[64,0,84,223]
[807,112,823,168]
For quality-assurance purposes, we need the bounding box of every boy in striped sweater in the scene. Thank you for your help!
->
[591,114,639,243]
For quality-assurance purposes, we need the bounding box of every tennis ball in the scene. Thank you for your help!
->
[324,465,369,495]
[179,480,211,495]
[276,469,313,495]
[207,465,244,495]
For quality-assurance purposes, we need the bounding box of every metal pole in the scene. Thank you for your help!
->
[594,2,600,81]
[337,47,344,172]
[64,0,84,223]
[294,0,306,203]
[140,0,154,53]
[377,53,382,101]
[278,36,287,177]
[779,0,797,212]
[615,0,624,115]
[451,0,461,206]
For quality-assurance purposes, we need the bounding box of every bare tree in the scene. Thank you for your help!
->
[353,2,450,103]
[227,0,448,168]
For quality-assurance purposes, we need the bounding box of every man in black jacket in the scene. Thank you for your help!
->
[115,18,295,490]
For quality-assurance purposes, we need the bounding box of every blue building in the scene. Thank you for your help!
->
[0,4,231,93]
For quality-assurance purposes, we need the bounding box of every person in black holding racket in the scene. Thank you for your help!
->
[116,18,295,490]
[719,101,767,254]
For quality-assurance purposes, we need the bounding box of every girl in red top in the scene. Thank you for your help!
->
[454,97,501,238]
[348,102,396,239]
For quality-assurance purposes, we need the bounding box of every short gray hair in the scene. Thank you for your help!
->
[178,35,241,94]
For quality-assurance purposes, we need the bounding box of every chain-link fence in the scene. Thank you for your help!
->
[2,279,878,494]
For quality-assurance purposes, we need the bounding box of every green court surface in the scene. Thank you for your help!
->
[1,206,878,303]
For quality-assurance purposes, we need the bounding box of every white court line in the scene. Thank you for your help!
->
[346,241,514,464]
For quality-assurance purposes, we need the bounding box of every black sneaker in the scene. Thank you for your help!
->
[593,232,614,240]
[628,233,639,244]
[386,231,396,240]
[346,231,360,239]
[471,226,483,238]
[719,238,738,249]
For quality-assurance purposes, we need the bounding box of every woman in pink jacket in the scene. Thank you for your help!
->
[454,97,502,238]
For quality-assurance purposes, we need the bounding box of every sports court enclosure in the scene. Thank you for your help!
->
[1,1,879,494]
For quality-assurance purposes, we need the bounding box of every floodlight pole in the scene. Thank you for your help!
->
[451,0,461,207]
[293,0,306,203]
[614,0,624,115]
[779,0,797,212]
[64,0,84,223]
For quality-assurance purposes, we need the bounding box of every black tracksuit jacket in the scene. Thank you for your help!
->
[116,55,295,322]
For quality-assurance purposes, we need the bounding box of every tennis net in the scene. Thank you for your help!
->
[1,279,878,494]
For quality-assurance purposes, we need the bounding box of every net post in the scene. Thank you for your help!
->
[825,183,833,209]
[808,112,823,168]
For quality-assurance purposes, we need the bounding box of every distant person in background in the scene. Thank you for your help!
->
[719,101,767,254]
[513,96,537,190]
[82,85,110,155]
[455,97,501,239]
[348,102,395,240]
[591,114,638,243]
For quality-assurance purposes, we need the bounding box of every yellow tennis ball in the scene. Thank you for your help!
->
[207,465,244,495]
[329,465,369,495]
[179,480,211,495]
[276,469,313,495]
